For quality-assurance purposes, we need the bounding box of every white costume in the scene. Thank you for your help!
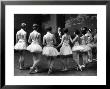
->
[27,30,42,53]
[85,32,94,48]
[14,29,27,50]
[60,34,72,55]
[72,35,84,52]
[80,35,91,52]
[42,32,59,56]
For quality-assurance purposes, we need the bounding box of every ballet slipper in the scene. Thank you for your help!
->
[81,64,85,67]
[29,67,35,74]
[88,59,92,62]
[48,68,53,74]
[78,65,82,71]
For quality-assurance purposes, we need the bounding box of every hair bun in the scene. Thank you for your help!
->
[21,23,26,27]
[33,24,39,27]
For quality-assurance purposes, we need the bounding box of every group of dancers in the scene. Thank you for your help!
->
[14,22,97,74]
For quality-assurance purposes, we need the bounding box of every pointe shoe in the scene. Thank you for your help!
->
[34,68,40,73]
[93,59,97,61]
[79,65,82,71]
[61,67,68,71]
[64,68,68,71]
[29,68,35,74]
[48,69,53,74]
[81,65,85,68]
[88,59,92,62]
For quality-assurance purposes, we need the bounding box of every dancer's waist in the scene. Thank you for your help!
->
[18,39,25,42]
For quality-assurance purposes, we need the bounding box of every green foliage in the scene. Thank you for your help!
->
[65,14,97,35]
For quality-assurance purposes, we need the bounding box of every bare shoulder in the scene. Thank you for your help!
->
[62,34,65,38]
[43,34,45,37]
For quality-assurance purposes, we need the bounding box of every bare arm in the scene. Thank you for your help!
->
[28,34,31,43]
[53,35,56,45]
[72,35,78,43]
[57,35,64,47]
[24,34,27,43]
[16,34,18,43]
[43,36,46,46]
[69,35,73,43]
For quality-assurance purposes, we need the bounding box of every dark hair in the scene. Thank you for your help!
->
[83,27,88,31]
[33,24,39,30]
[88,29,92,32]
[64,28,68,33]
[75,29,80,35]
[21,23,26,28]
[46,27,52,32]
[81,27,88,35]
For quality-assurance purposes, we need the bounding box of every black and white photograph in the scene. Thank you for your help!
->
[14,14,97,76]
[4,4,106,85]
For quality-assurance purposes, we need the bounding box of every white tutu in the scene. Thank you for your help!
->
[42,46,59,56]
[27,42,42,52]
[60,45,72,55]
[87,43,97,48]
[14,40,27,50]
[72,45,84,52]
[81,45,91,52]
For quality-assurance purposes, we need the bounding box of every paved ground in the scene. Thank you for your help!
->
[14,51,97,76]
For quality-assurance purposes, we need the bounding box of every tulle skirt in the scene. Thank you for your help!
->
[42,46,59,56]
[60,45,72,55]
[81,45,91,52]
[72,45,84,52]
[87,43,97,48]
[14,40,27,50]
[27,42,42,53]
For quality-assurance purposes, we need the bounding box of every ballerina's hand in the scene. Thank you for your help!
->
[56,45,60,48]
[54,46,57,48]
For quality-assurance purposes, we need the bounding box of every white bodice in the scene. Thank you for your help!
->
[44,32,54,46]
[29,30,40,43]
[80,35,86,45]
[62,34,70,46]
[17,29,26,41]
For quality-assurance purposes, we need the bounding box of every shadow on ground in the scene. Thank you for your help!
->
[14,51,97,76]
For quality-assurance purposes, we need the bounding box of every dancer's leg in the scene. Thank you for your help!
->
[61,56,67,71]
[29,52,40,73]
[78,52,83,71]
[64,56,68,71]
[73,51,81,71]
[48,56,55,74]
[19,50,24,69]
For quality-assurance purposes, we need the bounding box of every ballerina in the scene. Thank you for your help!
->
[72,29,84,71]
[85,29,93,62]
[42,27,59,74]
[80,27,91,67]
[27,24,42,73]
[57,28,73,71]
[14,23,27,70]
